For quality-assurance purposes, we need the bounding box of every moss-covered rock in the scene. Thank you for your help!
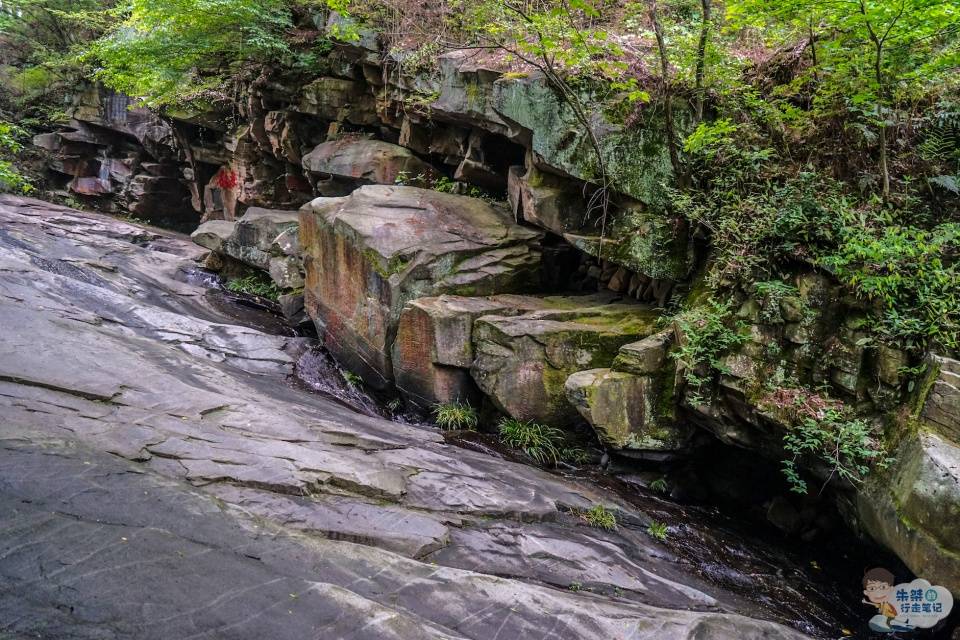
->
[563,201,692,282]
[471,294,659,426]
[565,367,692,453]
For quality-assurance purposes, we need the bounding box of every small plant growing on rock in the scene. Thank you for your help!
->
[498,418,563,465]
[226,273,281,301]
[647,520,669,541]
[432,401,478,430]
[583,504,617,531]
[649,477,668,494]
[761,387,891,494]
[340,370,363,388]
[568,581,582,592]
[560,447,590,465]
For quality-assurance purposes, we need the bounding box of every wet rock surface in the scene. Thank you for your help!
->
[0,195,885,639]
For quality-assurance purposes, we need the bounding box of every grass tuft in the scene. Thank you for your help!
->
[432,401,478,430]
[582,504,617,530]
[226,272,281,301]
[646,520,669,541]
[498,418,563,465]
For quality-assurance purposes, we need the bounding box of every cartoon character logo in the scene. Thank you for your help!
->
[862,568,953,633]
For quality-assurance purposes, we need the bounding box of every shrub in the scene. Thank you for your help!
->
[582,504,617,530]
[781,407,890,495]
[0,121,31,194]
[432,401,478,430]
[649,477,668,494]
[820,223,960,352]
[498,418,563,465]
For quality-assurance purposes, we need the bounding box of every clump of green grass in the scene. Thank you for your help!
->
[498,418,563,465]
[560,447,590,465]
[432,401,478,430]
[582,504,617,530]
[226,272,281,301]
[340,370,362,388]
[647,520,669,541]
[649,477,668,494]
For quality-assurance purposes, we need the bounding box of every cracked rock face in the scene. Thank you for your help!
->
[0,195,818,639]
[299,185,543,389]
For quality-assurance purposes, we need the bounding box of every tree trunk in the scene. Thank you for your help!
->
[874,45,890,202]
[649,0,683,185]
[693,0,711,124]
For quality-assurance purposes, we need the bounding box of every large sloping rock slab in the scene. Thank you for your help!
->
[393,294,548,408]
[300,185,543,388]
[303,138,438,187]
[471,295,660,425]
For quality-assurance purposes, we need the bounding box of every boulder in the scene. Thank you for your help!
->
[613,330,672,375]
[191,220,237,253]
[392,294,547,408]
[565,368,690,453]
[471,295,660,426]
[302,138,437,187]
[507,164,588,235]
[858,429,960,595]
[190,208,303,291]
[223,207,301,271]
[299,185,543,389]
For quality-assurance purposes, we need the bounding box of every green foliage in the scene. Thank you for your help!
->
[781,407,890,495]
[0,122,32,194]
[86,0,295,107]
[226,272,281,301]
[649,477,668,494]
[340,370,363,387]
[753,280,799,323]
[432,401,478,430]
[646,520,668,541]
[821,224,960,351]
[582,504,617,530]
[560,446,590,465]
[671,299,747,398]
[498,417,564,465]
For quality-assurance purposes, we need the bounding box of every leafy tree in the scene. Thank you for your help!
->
[728,0,960,202]
[85,0,296,108]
